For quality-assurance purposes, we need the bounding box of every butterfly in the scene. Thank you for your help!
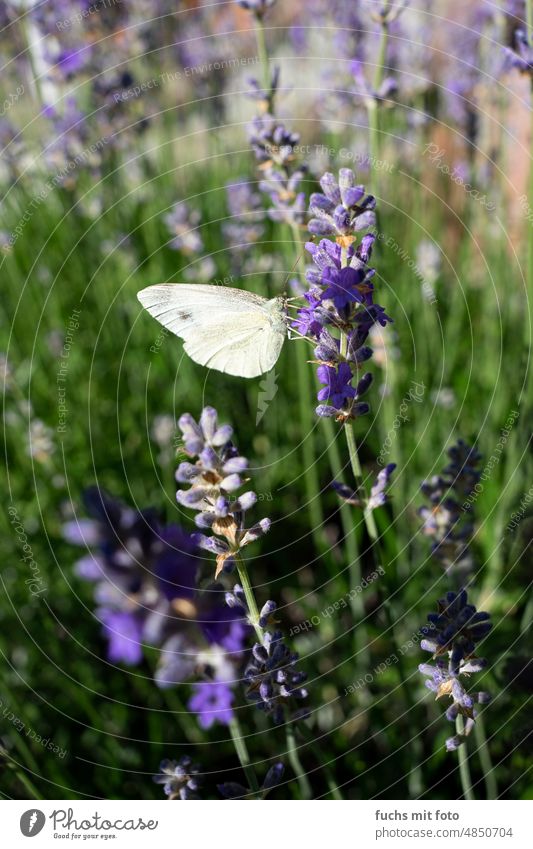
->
[137,284,288,378]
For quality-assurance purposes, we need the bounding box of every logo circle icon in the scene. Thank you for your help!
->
[20,810,46,837]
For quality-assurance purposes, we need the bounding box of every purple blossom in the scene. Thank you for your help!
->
[153,757,202,800]
[421,590,492,674]
[98,610,143,666]
[419,440,482,586]
[188,681,235,729]
[163,203,204,254]
[308,169,376,239]
[317,363,356,409]
[321,266,367,310]
[419,656,491,751]
[368,463,396,510]
[176,407,271,577]
[245,631,309,724]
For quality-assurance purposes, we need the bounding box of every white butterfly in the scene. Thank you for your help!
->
[137,284,288,378]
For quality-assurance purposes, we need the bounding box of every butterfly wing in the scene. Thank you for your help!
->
[137,284,286,378]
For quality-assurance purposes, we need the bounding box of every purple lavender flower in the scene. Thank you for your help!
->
[320,267,368,310]
[223,178,265,259]
[176,407,271,577]
[418,440,482,585]
[245,630,309,724]
[317,363,357,409]
[248,113,308,226]
[308,169,376,240]
[367,463,396,510]
[246,66,280,111]
[98,609,144,666]
[225,588,310,725]
[188,681,235,729]
[421,590,492,674]
[293,172,393,423]
[164,203,204,254]
[419,657,491,751]
[153,757,201,799]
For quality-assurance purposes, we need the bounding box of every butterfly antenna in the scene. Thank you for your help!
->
[281,242,308,296]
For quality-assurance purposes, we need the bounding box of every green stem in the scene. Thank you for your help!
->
[18,12,43,106]
[254,16,272,106]
[366,1,390,195]
[235,553,263,643]
[12,767,42,800]
[0,744,42,799]
[474,713,497,800]
[456,717,476,800]
[229,716,261,794]
[321,416,369,667]
[520,592,533,635]
[237,555,315,798]
[342,384,424,795]
[286,725,312,799]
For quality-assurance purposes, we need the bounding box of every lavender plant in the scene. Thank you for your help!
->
[172,405,311,796]
[176,408,309,724]
[417,441,495,798]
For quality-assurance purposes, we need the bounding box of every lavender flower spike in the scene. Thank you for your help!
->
[419,590,492,750]
[153,757,202,800]
[176,407,271,576]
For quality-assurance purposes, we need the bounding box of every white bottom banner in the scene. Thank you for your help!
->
[1,800,531,847]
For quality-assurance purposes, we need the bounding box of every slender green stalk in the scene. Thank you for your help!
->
[321,415,369,666]
[18,11,43,105]
[520,592,533,635]
[295,334,327,543]
[456,717,475,800]
[327,776,344,800]
[340,321,424,792]
[474,713,497,800]
[229,716,261,794]
[12,767,42,800]
[367,0,391,195]
[235,553,263,642]
[286,724,312,799]
[236,555,317,798]
[0,744,42,799]
[254,16,272,106]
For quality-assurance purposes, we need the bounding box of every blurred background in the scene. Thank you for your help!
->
[1,0,532,800]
